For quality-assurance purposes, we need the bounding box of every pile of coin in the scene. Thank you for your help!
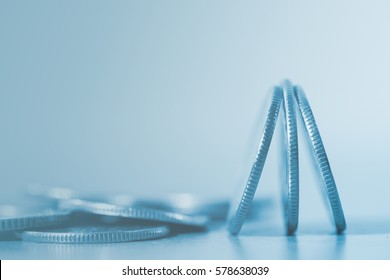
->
[227,80,346,235]
[1,187,229,243]
[0,80,345,243]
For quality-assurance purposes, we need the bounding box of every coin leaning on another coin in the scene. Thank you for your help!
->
[281,79,299,235]
[227,86,283,235]
[293,85,346,233]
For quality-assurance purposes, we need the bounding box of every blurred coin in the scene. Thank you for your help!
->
[19,225,169,244]
[127,193,229,220]
[294,85,346,233]
[25,184,75,209]
[59,198,209,228]
[28,187,228,220]
[26,186,230,220]
[227,86,283,235]
[0,207,70,232]
[282,79,299,235]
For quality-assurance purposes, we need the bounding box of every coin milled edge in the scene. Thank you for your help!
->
[294,85,346,233]
[20,225,170,244]
[0,211,70,232]
[59,199,209,228]
[282,80,299,235]
[227,86,283,235]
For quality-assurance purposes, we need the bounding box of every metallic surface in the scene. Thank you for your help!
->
[282,80,299,235]
[0,211,70,232]
[59,198,209,228]
[227,87,283,235]
[294,85,346,233]
[20,225,170,244]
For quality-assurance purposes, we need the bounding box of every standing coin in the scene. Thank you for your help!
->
[294,85,346,233]
[282,80,299,235]
[227,86,283,235]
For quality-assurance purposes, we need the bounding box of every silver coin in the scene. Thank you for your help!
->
[294,85,346,233]
[20,225,170,244]
[130,194,229,220]
[59,198,209,228]
[27,186,228,220]
[282,80,299,235]
[227,86,283,235]
[0,209,70,232]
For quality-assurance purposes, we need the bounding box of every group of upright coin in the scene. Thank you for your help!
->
[0,80,346,243]
[227,80,346,235]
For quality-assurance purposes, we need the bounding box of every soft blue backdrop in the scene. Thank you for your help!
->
[1,0,389,229]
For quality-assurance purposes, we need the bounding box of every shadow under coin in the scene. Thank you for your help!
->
[285,236,299,259]
[238,218,285,237]
[334,234,346,259]
[227,224,347,259]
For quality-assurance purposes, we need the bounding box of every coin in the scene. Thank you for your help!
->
[0,209,70,232]
[59,198,209,228]
[294,85,346,233]
[282,80,299,235]
[227,86,283,235]
[130,193,229,220]
[19,225,170,243]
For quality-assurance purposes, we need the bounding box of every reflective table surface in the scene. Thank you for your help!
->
[2,217,389,260]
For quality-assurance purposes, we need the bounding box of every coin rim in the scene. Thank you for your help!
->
[294,85,346,233]
[59,199,209,228]
[227,86,283,235]
[0,211,70,232]
[20,225,170,243]
[282,80,299,235]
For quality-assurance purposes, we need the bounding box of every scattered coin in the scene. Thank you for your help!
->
[0,209,70,232]
[20,225,170,244]
[59,198,209,228]
[130,193,229,220]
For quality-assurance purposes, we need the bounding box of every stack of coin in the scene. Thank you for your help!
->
[0,185,275,243]
[1,79,340,242]
[2,188,220,243]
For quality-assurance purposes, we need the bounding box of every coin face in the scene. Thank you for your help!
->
[282,80,299,235]
[19,225,170,244]
[0,209,70,232]
[58,198,209,228]
[294,85,346,233]
[227,86,283,235]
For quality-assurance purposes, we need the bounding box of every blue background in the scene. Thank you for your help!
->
[1,0,390,259]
